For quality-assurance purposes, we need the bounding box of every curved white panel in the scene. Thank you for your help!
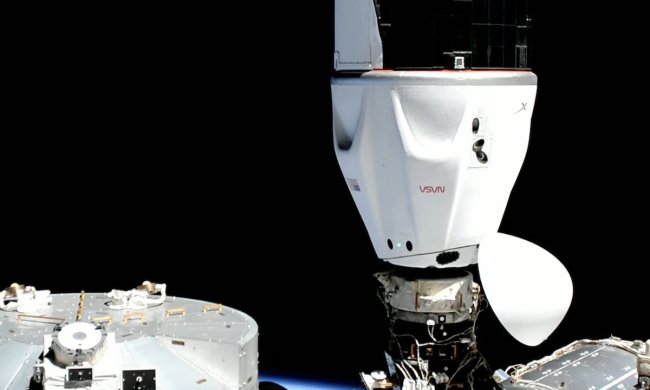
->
[478,233,573,346]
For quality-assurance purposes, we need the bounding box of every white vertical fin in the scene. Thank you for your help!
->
[334,0,383,71]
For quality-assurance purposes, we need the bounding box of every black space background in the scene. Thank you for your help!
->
[3,2,647,384]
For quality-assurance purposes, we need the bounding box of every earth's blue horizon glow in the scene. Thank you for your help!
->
[261,375,361,390]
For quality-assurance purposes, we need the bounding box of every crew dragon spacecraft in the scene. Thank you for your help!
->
[331,1,649,389]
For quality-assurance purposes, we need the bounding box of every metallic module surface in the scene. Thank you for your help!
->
[501,339,648,390]
[0,286,258,390]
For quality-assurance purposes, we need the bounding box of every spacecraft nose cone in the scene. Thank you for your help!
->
[478,233,573,346]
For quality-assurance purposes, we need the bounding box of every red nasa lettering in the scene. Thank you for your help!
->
[419,185,446,194]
